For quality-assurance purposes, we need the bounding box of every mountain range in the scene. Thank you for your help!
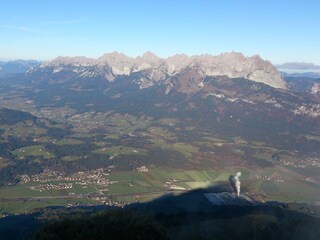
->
[281,71,320,79]
[28,51,287,89]
[1,52,318,150]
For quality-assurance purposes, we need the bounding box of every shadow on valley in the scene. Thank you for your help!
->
[1,183,320,240]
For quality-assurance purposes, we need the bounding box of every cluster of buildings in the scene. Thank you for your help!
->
[68,112,106,131]
[30,169,65,182]
[136,166,149,172]
[280,157,320,169]
[255,174,285,183]
[19,168,118,193]
[30,183,73,191]
[164,178,187,191]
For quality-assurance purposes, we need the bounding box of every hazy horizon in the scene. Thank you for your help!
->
[2,50,320,74]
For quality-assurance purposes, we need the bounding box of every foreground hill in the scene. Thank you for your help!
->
[1,187,320,240]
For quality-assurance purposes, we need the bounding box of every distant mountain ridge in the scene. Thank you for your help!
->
[0,60,40,77]
[28,51,287,89]
[281,71,320,79]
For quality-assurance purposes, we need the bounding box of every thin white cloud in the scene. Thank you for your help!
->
[0,24,52,34]
[275,62,320,70]
[276,62,320,73]
[42,17,88,25]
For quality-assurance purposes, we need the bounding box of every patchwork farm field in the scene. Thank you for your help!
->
[0,95,319,217]
[1,164,320,216]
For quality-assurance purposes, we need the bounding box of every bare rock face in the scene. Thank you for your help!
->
[183,53,287,89]
[311,83,320,94]
[30,51,287,89]
[40,56,96,67]
[98,52,134,75]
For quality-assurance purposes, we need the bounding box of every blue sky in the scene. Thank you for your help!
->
[1,0,319,64]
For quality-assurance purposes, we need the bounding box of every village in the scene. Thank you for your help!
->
[14,165,193,208]
[19,168,115,191]
[255,174,285,183]
[280,157,320,168]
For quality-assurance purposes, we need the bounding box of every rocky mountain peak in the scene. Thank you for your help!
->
[218,51,246,61]
[97,52,133,75]
[33,51,287,89]
[42,56,95,67]
[140,51,160,62]
[98,52,133,64]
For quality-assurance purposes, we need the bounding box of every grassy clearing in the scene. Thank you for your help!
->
[150,139,169,149]
[105,114,152,136]
[70,133,96,138]
[94,141,108,147]
[0,157,9,168]
[254,152,274,162]
[0,198,95,215]
[251,140,267,146]
[62,156,80,161]
[148,127,176,140]
[281,154,299,162]
[108,172,164,190]
[72,185,98,195]
[55,138,84,145]
[93,146,146,156]
[105,134,120,140]
[151,139,199,157]
[12,145,54,159]
[150,169,219,184]
[304,134,320,141]
[203,136,229,142]
[158,118,179,126]
[232,136,247,144]
[265,179,320,203]
[0,184,51,198]
[107,182,155,195]
[171,143,199,157]
[2,123,47,139]
[185,181,212,188]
